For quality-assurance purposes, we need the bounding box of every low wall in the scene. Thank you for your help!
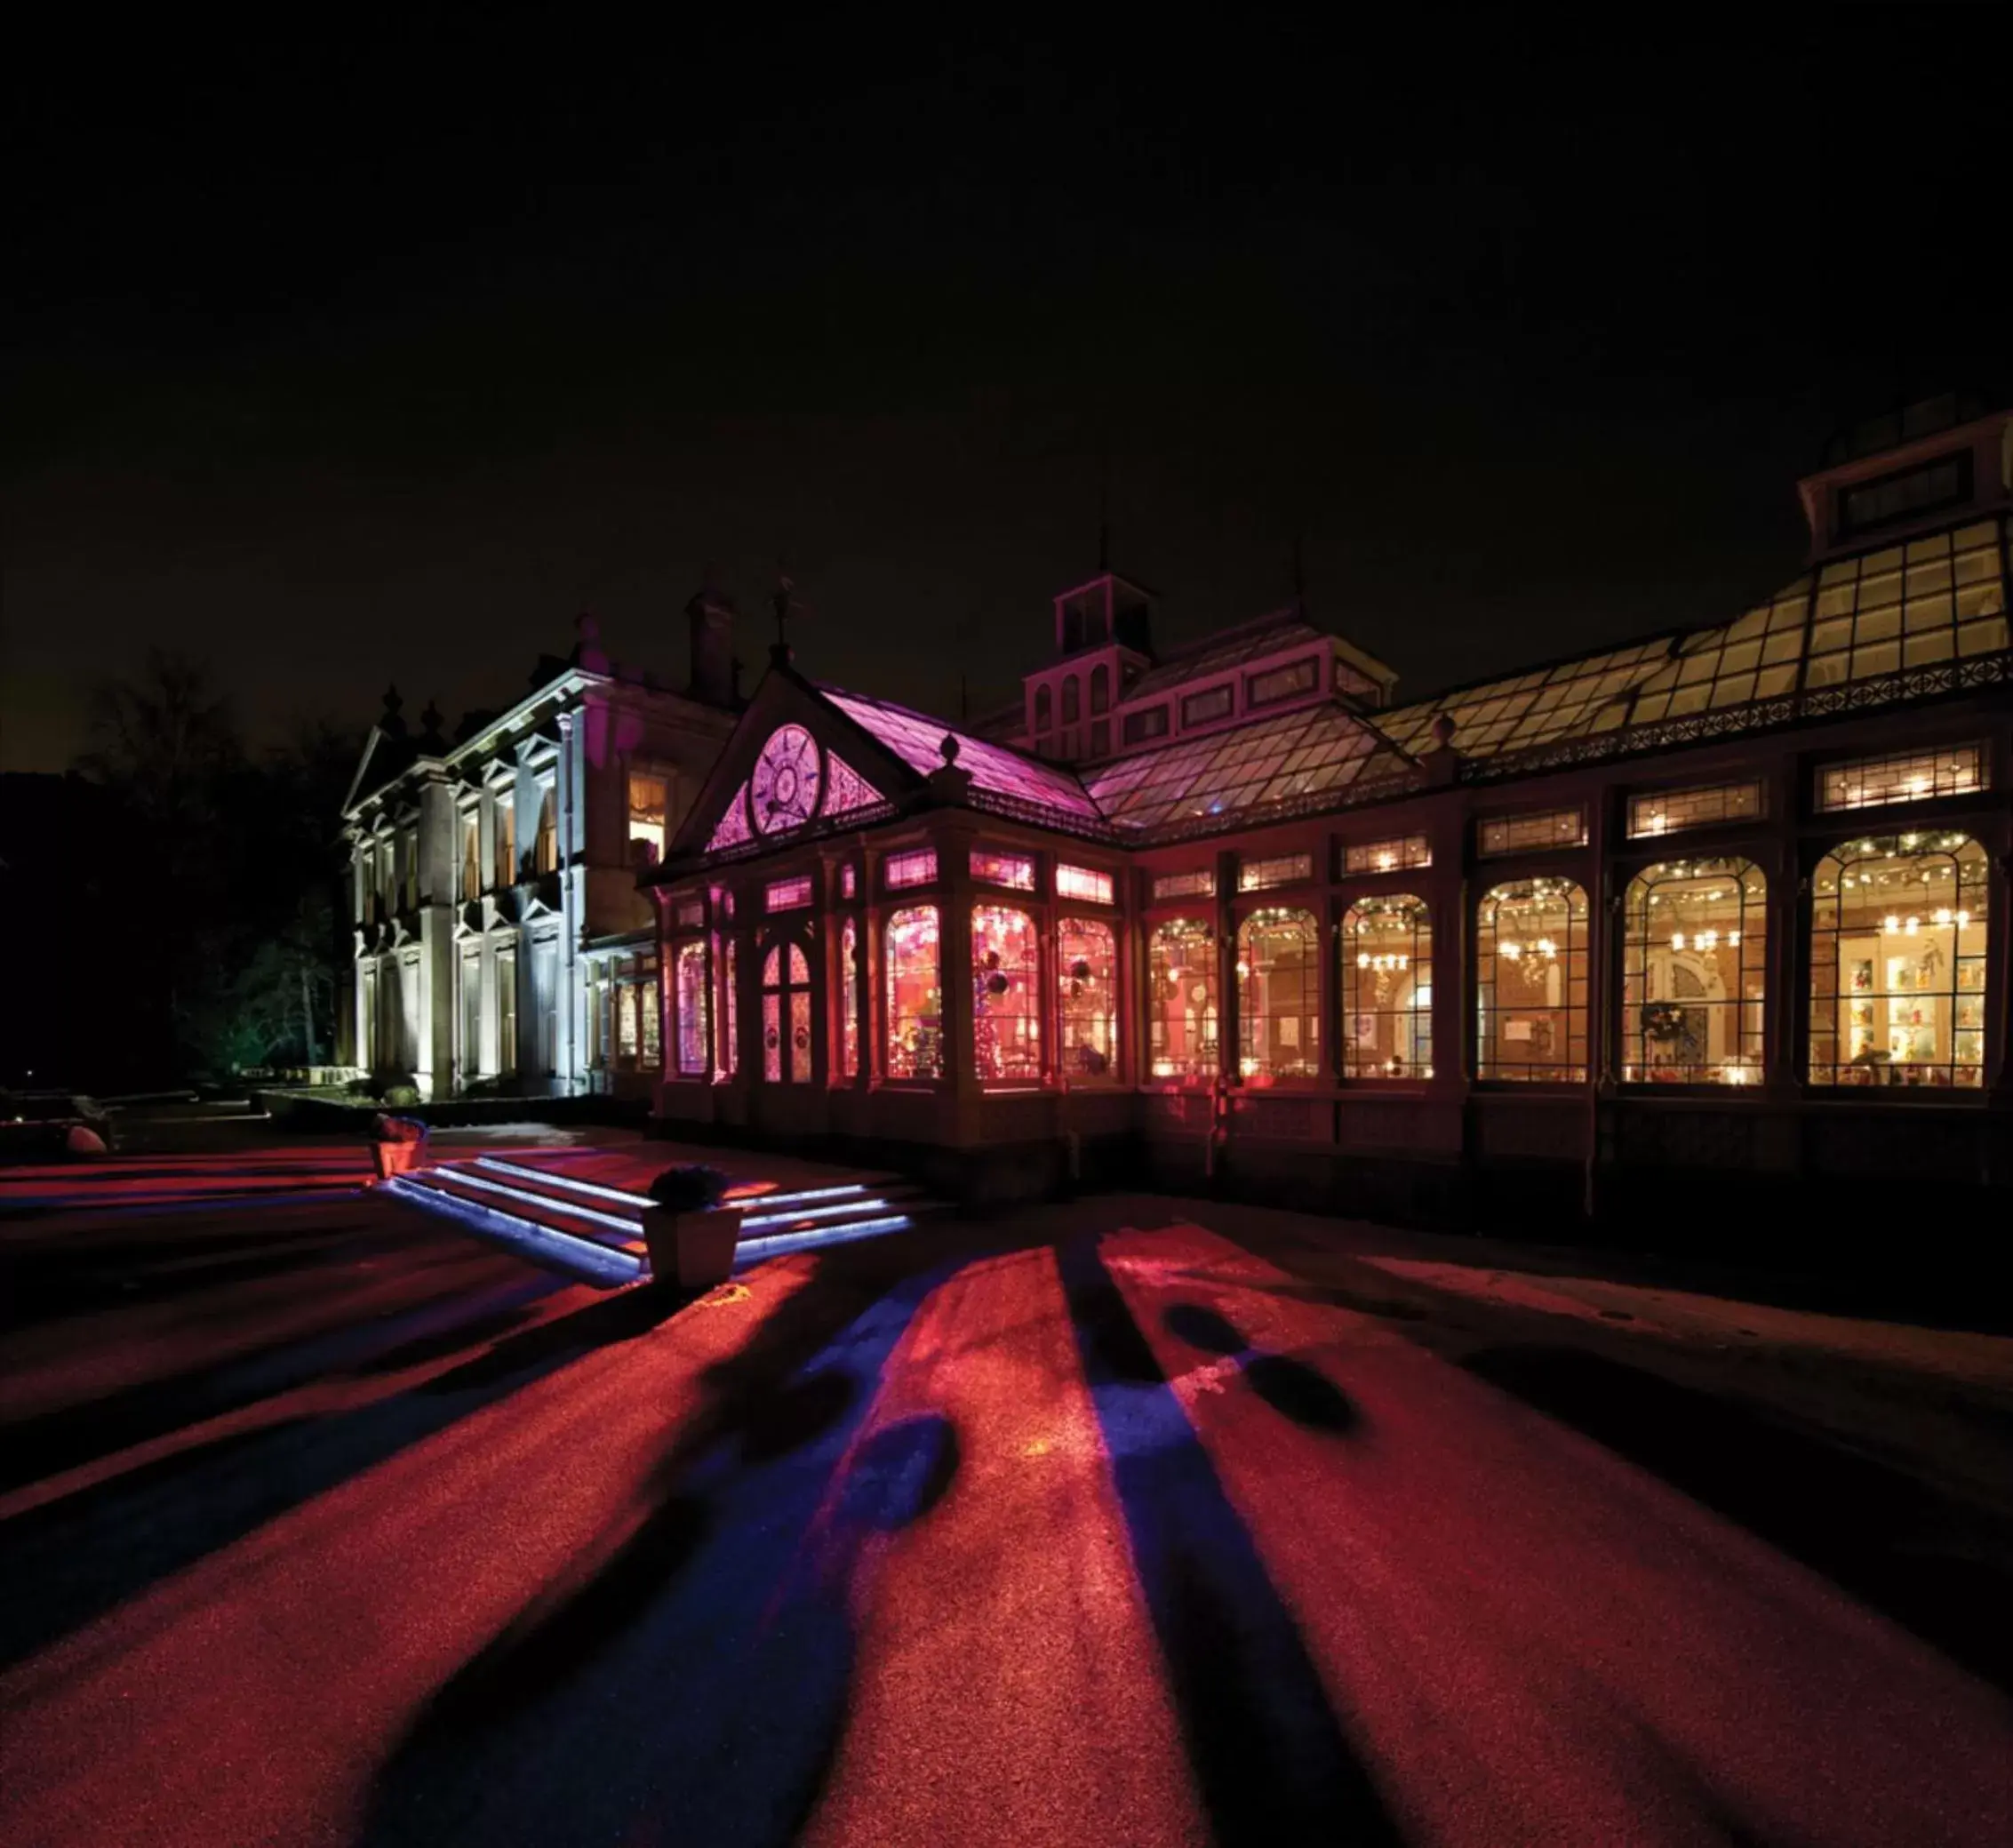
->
[253,1090,651,1133]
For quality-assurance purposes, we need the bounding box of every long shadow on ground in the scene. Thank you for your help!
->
[360,1254,968,1848]
[1057,1236,1402,1848]
[1462,1344,2013,1695]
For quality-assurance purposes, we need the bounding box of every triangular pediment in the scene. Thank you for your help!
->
[664,664,925,865]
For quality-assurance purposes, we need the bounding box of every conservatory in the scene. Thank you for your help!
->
[647,399,2013,1229]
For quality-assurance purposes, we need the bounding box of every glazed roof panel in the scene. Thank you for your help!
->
[820,684,1103,819]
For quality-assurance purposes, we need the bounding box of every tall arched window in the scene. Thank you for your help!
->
[761,933,813,1084]
[533,785,558,874]
[1810,832,1988,1087]
[1342,896,1433,1077]
[885,906,942,1078]
[1058,916,1118,1080]
[1090,664,1111,715]
[972,904,1041,1079]
[1237,908,1321,1082]
[1034,685,1053,734]
[840,918,859,1079]
[674,940,709,1076]
[1623,859,1766,1083]
[1476,878,1590,1081]
[1149,919,1218,1080]
[1062,676,1082,724]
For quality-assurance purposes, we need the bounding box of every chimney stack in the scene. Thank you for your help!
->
[684,584,737,708]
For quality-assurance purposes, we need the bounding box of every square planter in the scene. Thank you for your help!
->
[642,1204,744,1290]
[371,1141,424,1181]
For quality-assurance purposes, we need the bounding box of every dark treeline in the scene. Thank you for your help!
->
[0,653,359,1094]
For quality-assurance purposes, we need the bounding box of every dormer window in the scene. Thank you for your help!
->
[1837,451,1971,541]
[1181,684,1234,728]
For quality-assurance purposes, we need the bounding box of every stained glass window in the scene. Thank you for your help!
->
[765,876,812,911]
[1237,908,1320,1082]
[1246,657,1319,708]
[1058,916,1117,1080]
[1343,896,1433,1078]
[760,935,813,1084]
[1622,860,1765,1084]
[885,849,938,889]
[885,906,942,1079]
[675,940,708,1076]
[1628,782,1765,838]
[1149,918,1218,1081]
[1238,853,1314,892]
[1152,869,1215,900]
[1476,878,1590,1082]
[1809,832,1987,1088]
[1478,808,1586,856]
[707,786,753,852]
[1816,745,1985,812]
[840,864,858,899]
[822,752,886,819]
[971,849,1036,891]
[972,904,1041,1081]
[1345,835,1431,875]
[1056,863,1114,905]
[1180,684,1234,727]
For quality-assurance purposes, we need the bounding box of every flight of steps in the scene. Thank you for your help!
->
[384,1154,945,1287]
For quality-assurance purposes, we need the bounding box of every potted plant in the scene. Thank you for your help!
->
[370,1112,429,1180]
[641,1164,741,1289]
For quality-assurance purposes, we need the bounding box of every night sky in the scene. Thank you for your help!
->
[5,16,2006,771]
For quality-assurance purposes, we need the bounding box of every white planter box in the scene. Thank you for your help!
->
[641,1204,744,1290]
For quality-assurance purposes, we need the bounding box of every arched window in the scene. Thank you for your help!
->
[1149,919,1218,1080]
[1034,684,1053,734]
[885,906,942,1078]
[1810,832,1988,1087]
[972,904,1041,1080]
[1623,859,1766,1083]
[1062,676,1082,724]
[761,933,813,1084]
[840,918,859,1079]
[674,940,709,1076]
[716,937,738,1077]
[1237,908,1321,1082]
[1342,896,1433,1077]
[1476,878,1590,1081]
[533,785,558,874]
[1090,664,1111,715]
[1058,916,1118,1080]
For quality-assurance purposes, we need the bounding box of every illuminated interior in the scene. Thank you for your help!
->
[971,904,1042,1080]
[1058,916,1118,1080]
[1476,878,1589,1081]
[1149,918,1218,1081]
[628,772,668,863]
[717,937,737,1077]
[761,937,813,1084]
[1236,908,1320,1083]
[885,906,941,1079]
[1342,895,1433,1078]
[1621,859,1765,1083]
[1809,832,1988,1087]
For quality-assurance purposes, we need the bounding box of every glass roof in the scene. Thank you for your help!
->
[1124,615,1322,700]
[1086,702,1404,831]
[821,685,1103,820]
[1376,514,2010,762]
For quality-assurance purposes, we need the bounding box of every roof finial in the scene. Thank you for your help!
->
[939,732,962,768]
[771,565,803,666]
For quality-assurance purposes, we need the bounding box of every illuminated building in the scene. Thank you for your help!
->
[340,606,736,1099]
[651,399,2013,1231]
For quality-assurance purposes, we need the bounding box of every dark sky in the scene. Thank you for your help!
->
[5,14,2007,770]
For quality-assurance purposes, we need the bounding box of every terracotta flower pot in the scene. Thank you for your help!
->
[641,1204,743,1290]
